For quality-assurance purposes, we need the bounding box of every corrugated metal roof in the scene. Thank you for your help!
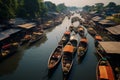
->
[99,41,120,54]
[17,23,36,29]
[98,19,115,25]
[106,25,120,35]
[0,29,21,41]
[1,29,21,35]
[0,34,9,41]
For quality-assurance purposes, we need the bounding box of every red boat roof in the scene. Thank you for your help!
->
[2,44,11,49]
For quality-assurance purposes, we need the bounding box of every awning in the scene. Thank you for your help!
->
[99,41,120,54]
[106,25,120,35]
[63,45,74,53]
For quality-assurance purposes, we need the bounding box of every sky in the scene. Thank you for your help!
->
[44,0,120,7]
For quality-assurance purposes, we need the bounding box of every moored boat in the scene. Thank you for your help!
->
[77,26,85,37]
[77,37,88,61]
[69,34,78,53]
[58,31,71,46]
[94,34,103,47]
[69,24,74,32]
[0,42,19,60]
[28,31,44,45]
[20,34,32,45]
[48,45,63,70]
[62,43,74,79]
[96,58,115,80]
[87,27,97,37]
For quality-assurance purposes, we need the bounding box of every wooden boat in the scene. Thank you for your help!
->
[77,26,85,37]
[96,58,115,80]
[0,42,19,59]
[20,34,32,45]
[96,43,105,58]
[28,31,44,45]
[94,34,103,47]
[58,31,71,46]
[77,37,88,60]
[48,45,63,70]
[87,27,97,37]
[62,43,74,79]
[69,34,78,53]
[69,24,74,32]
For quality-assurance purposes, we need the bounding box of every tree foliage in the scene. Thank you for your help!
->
[57,3,67,12]
[0,0,46,21]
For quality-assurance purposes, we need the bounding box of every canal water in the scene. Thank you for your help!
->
[0,13,98,80]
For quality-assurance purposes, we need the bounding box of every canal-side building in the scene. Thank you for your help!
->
[106,25,120,41]
[17,23,36,35]
[98,41,120,80]
[112,13,120,19]
[0,29,21,48]
[96,19,115,34]
[99,41,120,55]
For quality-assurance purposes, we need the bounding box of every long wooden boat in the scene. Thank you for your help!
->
[28,31,44,45]
[69,24,74,32]
[20,34,32,45]
[58,31,71,46]
[77,37,88,60]
[62,43,74,79]
[0,42,19,60]
[96,43,105,58]
[87,27,97,37]
[96,58,115,80]
[48,45,63,70]
[69,34,78,53]
[94,34,103,47]
[77,26,85,37]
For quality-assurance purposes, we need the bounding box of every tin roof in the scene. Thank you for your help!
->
[106,25,120,35]
[99,41,120,54]
[17,23,36,29]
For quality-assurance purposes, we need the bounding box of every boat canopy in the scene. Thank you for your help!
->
[63,45,74,53]
[88,28,94,30]
[2,44,11,49]
[99,66,108,79]
[80,38,87,43]
[78,27,84,31]
[64,31,70,35]
[95,35,102,41]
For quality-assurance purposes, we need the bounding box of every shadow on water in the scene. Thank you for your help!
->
[0,35,48,77]
[0,49,24,76]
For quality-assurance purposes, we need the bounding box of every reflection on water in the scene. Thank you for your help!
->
[0,50,23,76]
[26,35,48,49]
[0,14,98,80]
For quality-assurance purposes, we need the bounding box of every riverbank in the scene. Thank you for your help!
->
[0,13,67,61]
[80,11,120,80]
